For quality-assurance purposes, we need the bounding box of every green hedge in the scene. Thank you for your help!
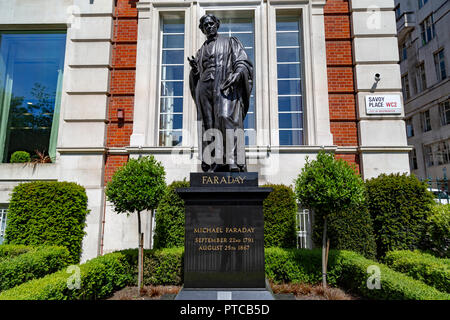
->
[153,180,189,249]
[423,204,450,258]
[383,250,450,293]
[0,244,34,262]
[262,185,297,248]
[5,181,89,263]
[313,204,377,259]
[10,151,31,163]
[0,246,71,291]
[120,247,184,285]
[365,174,435,258]
[0,252,132,300]
[335,250,449,300]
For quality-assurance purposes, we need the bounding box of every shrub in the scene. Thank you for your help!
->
[262,184,297,248]
[365,174,435,258]
[0,246,71,291]
[0,244,34,261]
[119,247,184,286]
[314,204,377,259]
[423,204,450,258]
[10,151,31,163]
[153,180,189,249]
[0,252,132,300]
[5,181,89,263]
[334,250,449,300]
[383,250,450,293]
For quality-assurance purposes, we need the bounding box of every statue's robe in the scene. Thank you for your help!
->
[189,35,253,172]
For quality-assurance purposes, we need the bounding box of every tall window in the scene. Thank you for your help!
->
[424,144,434,167]
[416,62,427,93]
[421,109,431,132]
[402,73,410,100]
[0,207,6,245]
[420,15,435,45]
[0,32,66,162]
[418,0,428,9]
[436,140,450,166]
[214,14,255,145]
[440,100,450,126]
[410,149,418,170]
[400,42,408,61]
[158,16,185,147]
[406,118,414,137]
[276,15,304,146]
[434,49,447,82]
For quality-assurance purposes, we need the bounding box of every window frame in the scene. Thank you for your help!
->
[434,49,447,82]
[440,100,450,126]
[421,109,432,132]
[0,30,66,163]
[401,73,411,100]
[420,14,435,46]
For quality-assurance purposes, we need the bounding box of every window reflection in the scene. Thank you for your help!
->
[0,32,66,162]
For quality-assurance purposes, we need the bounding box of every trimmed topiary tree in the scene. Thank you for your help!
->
[5,181,89,263]
[294,150,366,286]
[10,151,31,163]
[365,173,435,258]
[262,184,297,248]
[105,155,166,294]
[153,180,189,249]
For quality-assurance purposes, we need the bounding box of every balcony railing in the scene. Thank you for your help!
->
[397,12,416,39]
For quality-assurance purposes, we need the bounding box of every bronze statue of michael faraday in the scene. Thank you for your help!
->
[188,14,253,172]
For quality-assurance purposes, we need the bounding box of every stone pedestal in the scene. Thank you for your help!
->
[175,172,274,300]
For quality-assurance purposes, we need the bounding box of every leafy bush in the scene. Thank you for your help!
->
[365,174,435,258]
[334,250,449,300]
[0,246,71,291]
[315,204,377,259]
[383,250,450,293]
[0,252,132,300]
[10,151,31,163]
[262,184,297,248]
[265,247,340,285]
[153,180,189,249]
[423,204,450,258]
[0,245,34,262]
[119,247,184,286]
[5,181,89,263]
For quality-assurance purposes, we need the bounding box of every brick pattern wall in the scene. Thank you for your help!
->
[324,0,360,171]
[104,0,138,183]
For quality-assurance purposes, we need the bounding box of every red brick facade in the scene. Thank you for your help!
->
[104,0,360,182]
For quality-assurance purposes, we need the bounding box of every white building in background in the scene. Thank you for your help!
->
[395,0,450,180]
[0,0,410,261]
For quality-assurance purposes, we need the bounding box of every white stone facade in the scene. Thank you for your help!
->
[0,0,410,261]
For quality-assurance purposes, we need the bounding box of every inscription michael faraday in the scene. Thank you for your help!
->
[193,226,255,251]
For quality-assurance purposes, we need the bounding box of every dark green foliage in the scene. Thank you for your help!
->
[10,151,30,163]
[0,246,71,291]
[312,204,377,259]
[120,247,184,285]
[383,250,450,293]
[423,204,450,258]
[105,155,166,215]
[294,151,366,218]
[153,180,189,249]
[365,174,435,258]
[264,247,341,285]
[0,252,133,300]
[0,245,34,262]
[5,181,89,263]
[262,184,297,248]
[334,250,449,300]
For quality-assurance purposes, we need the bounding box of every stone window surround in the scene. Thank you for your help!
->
[130,0,333,154]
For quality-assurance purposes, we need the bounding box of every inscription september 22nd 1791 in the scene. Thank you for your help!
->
[193,226,255,251]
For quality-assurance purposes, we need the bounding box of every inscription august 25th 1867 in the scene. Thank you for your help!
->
[193,226,255,251]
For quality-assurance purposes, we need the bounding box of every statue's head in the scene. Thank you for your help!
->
[199,14,220,37]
